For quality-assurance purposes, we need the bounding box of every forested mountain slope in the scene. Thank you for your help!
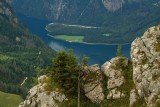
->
[8,0,160,43]
[0,0,55,98]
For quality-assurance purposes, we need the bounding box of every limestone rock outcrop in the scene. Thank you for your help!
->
[102,57,129,99]
[19,75,67,107]
[131,25,160,107]
[82,64,105,103]
[129,89,139,107]
[0,1,18,23]
[102,0,124,12]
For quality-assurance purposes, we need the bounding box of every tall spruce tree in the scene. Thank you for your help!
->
[116,45,122,57]
[50,49,78,97]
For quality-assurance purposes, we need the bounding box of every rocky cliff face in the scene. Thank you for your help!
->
[102,0,143,12]
[0,0,18,23]
[131,25,160,107]
[100,24,160,106]
[82,64,104,103]
[19,75,67,107]
[20,25,160,107]
[102,0,124,12]
[102,57,129,99]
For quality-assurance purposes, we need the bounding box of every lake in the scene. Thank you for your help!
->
[17,13,131,65]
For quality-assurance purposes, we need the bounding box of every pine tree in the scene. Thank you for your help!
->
[50,49,78,97]
[116,45,122,57]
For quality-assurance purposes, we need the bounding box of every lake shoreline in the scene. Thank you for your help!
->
[47,34,131,46]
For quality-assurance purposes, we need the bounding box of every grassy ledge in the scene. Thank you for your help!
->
[54,35,84,42]
[0,91,23,107]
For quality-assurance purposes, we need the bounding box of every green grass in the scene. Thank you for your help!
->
[0,54,14,61]
[54,35,84,42]
[102,33,111,36]
[155,43,160,52]
[0,91,23,107]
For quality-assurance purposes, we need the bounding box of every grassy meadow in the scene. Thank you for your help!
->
[53,35,84,42]
[0,91,23,107]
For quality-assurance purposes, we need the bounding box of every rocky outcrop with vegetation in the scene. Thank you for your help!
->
[131,25,160,107]
[19,75,67,107]
[82,64,104,103]
[20,25,160,107]
[100,56,133,107]
[0,0,18,23]
[102,57,129,99]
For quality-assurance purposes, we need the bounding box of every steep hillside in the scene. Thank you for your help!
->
[0,0,55,98]
[8,0,160,43]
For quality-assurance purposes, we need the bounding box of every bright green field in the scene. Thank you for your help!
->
[0,91,23,107]
[102,33,111,36]
[0,54,14,61]
[54,35,84,42]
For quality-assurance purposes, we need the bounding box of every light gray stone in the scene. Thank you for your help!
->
[0,1,18,23]
[102,57,128,100]
[82,64,104,103]
[131,25,160,107]
[19,75,67,107]
[130,89,139,107]
[107,88,124,99]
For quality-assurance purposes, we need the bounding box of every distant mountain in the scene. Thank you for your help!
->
[0,0,55,98]
[8,0,160,25]
[8,0,147,22]
[8,0,160,43]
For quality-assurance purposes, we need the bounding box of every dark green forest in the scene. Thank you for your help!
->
[0,2,55,98]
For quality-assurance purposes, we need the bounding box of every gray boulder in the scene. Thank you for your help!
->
[82,64,105,103]
[102,57,129,99]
